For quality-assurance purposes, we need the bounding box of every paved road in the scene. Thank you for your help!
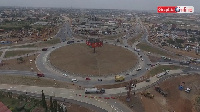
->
[0,69,189,112]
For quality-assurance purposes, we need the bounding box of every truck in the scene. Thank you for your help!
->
[85,88,105,94]
[156,72,167,78]
[155,86,167,97]
[67,40,74,44]
[141,91,154,99]
[115,75,125,82]
[180,61,190,65]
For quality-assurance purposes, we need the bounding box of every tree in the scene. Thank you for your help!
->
[50,97,53,112]
[175,38,184,44]
[41,90,47,111]
[57,104,61,112]
[17,57,25,64]
[167,38,175,45]
[53,100,57,112]
[189,37,196,42]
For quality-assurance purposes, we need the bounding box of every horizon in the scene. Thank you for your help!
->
[0,0,199,12]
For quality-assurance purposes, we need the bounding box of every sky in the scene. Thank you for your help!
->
[0,0,200,12]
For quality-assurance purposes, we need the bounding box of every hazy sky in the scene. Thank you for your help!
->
[0,0,200,12]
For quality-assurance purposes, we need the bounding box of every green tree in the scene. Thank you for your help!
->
[167,38,175,45]
[53,100,57,112]
[175,38,184,44]
[50,96,53,111]
[41,90,47,111]
[58,104,61,112]
[189,37,196,42]
[17,57,25,64]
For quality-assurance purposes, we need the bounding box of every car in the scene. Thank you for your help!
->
[136,68,141,71]
[169,62,173,64]
[132,74,137,76]
[85,77,91,80]
[77,40,80,42]
[52,46,55,48]
[125,46,128,48]
[63,74,68,77]
[140,55,142,58]
[126,73,129,75]
[98,79,102,81]
[42,48,48,51]
[141,58,144,61]
[71,79,78,82]
[147,63,151,66]
[37,73,44,77]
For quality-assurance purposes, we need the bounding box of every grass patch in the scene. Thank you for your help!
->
[12,44,36,48]
[0,96,21,111]
[128,33,142,45]
[148,65,181,76]
[103,33,125,40]
[43,38,60,45]
[0,51,2,56]
[0,75,78,89]
[4,50,36,58]
[137,42,169,56]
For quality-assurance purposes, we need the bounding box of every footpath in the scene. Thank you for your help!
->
[0,69,183,112]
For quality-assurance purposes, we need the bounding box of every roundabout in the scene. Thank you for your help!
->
[35,36,151,87]
[49,43,138,76]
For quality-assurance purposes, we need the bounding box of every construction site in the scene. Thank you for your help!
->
[119,73,200,112]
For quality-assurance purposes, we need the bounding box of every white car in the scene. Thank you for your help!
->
[136,68,141,71]
[71,79,78,82]
[63,74,68,77]
[141,58,144,61]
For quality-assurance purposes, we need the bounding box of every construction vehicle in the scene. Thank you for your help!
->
[115,75,125,82]
[155,86,167,97]
[141,91,154,99]
[85,88,105,94]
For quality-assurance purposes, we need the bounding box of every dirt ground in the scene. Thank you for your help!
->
[96,82,128,89]
[163,46,199,58]
[118,74,200,112]
[127,33,142,46]
[50,43,138,76]
[148,38,199,58]
[0,75,80,89]
[0,54,40,72]
[118,95,145,112]
[65,102,95,112]
[147,55,160,63]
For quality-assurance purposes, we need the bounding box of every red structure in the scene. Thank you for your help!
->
[126,79,137,102]
[86,38,103,53]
